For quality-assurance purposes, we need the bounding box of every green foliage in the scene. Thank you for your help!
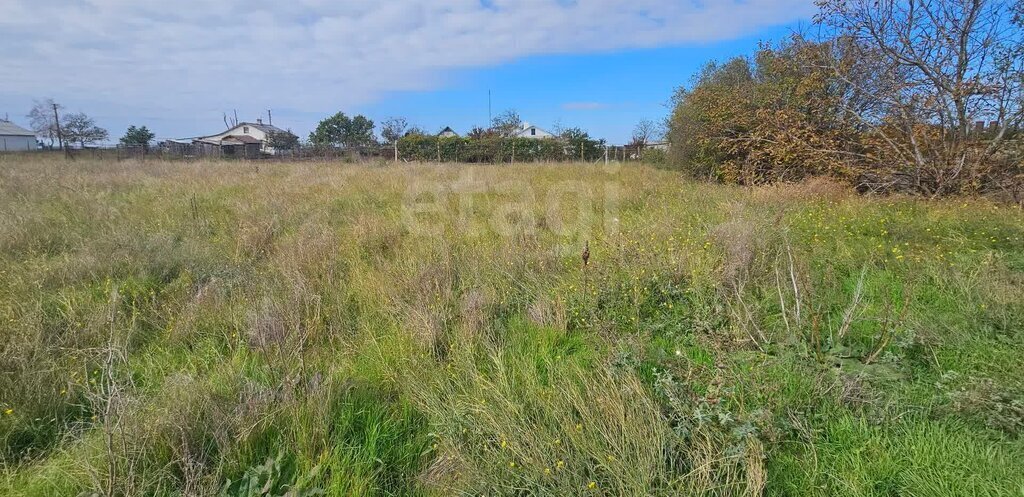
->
[119,125,155,148]
[321,385,432,496]
[220,451,322,497]
[379,117,408,145]
[308,112,375,149]
[642,148,668,165]
[61,112,109,148]
[395,132,604,163]
[490,109,522,138]
[768,415,1024,496]
[666,37,866,184]
[666,1,1024,198]
[558,127,605,161]
[267,130,300,151]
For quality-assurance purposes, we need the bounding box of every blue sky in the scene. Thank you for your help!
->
[359,26,801,144]
[0,1,815,145]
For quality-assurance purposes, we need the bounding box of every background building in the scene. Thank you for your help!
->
[513,123,555,139]
[0,120,37,152]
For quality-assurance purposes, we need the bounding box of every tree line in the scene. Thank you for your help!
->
[294,109,613,162]
[666,0,1024,199]
[26,99,156,150]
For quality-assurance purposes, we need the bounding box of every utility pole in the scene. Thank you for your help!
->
[52,102,68,158]
[488,90,492,125]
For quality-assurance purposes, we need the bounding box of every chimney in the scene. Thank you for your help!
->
[988,121,998,133]
[974,121,985,135]
[256,118,263,125]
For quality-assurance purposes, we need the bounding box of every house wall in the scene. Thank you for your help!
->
[516,126,555,139]
[0,135,37,152]
[203,124,285,155]
[203,124,270,144]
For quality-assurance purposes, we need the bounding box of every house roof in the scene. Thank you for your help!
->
[438,126,458,136]
[221,135,262,144]
[513,124,554,138]
[0,120,35,137]
[242,122,286,134]
[197,122,286,140]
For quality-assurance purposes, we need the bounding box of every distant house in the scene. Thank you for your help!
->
[160,138,194,156]
[193,119,286,157]
[513,123,555,139]
[438,126,459,138]
[0,120,37,152]
[646,140,670,151]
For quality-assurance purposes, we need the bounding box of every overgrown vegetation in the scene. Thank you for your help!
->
[1,156,1022,495]
[667,0,1024,200]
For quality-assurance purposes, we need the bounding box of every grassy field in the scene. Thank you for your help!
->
[0,156,1022,496]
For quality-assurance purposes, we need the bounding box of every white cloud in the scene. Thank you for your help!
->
[0,0,814,134]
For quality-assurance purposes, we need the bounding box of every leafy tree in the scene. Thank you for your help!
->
[490,109,523,137]
[380,117,408,161]
[267,129,300,151]
[308,112,376,149]
[308,113,345,147]
[120,125,155,148]
[467,126,496,139]
[345,115,376,148]
[559,127,605,161]
[380,117,408,144]
[666,36,871,184]
[62,112,108,148]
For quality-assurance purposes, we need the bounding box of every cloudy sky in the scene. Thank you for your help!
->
[0,0,816,144]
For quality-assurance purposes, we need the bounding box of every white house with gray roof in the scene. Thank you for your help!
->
[0,120,37,152]
[512,123,555,139]
[194,119,287,155]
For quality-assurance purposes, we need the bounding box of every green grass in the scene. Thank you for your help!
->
[1,157,1022,495]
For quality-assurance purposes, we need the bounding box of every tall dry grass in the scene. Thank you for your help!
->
[1,155,1022,496]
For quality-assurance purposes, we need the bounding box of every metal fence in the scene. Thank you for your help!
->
[5,142,665,164]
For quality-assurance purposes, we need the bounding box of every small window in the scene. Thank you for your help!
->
[530,128,536,136]
[243,126,249,133]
